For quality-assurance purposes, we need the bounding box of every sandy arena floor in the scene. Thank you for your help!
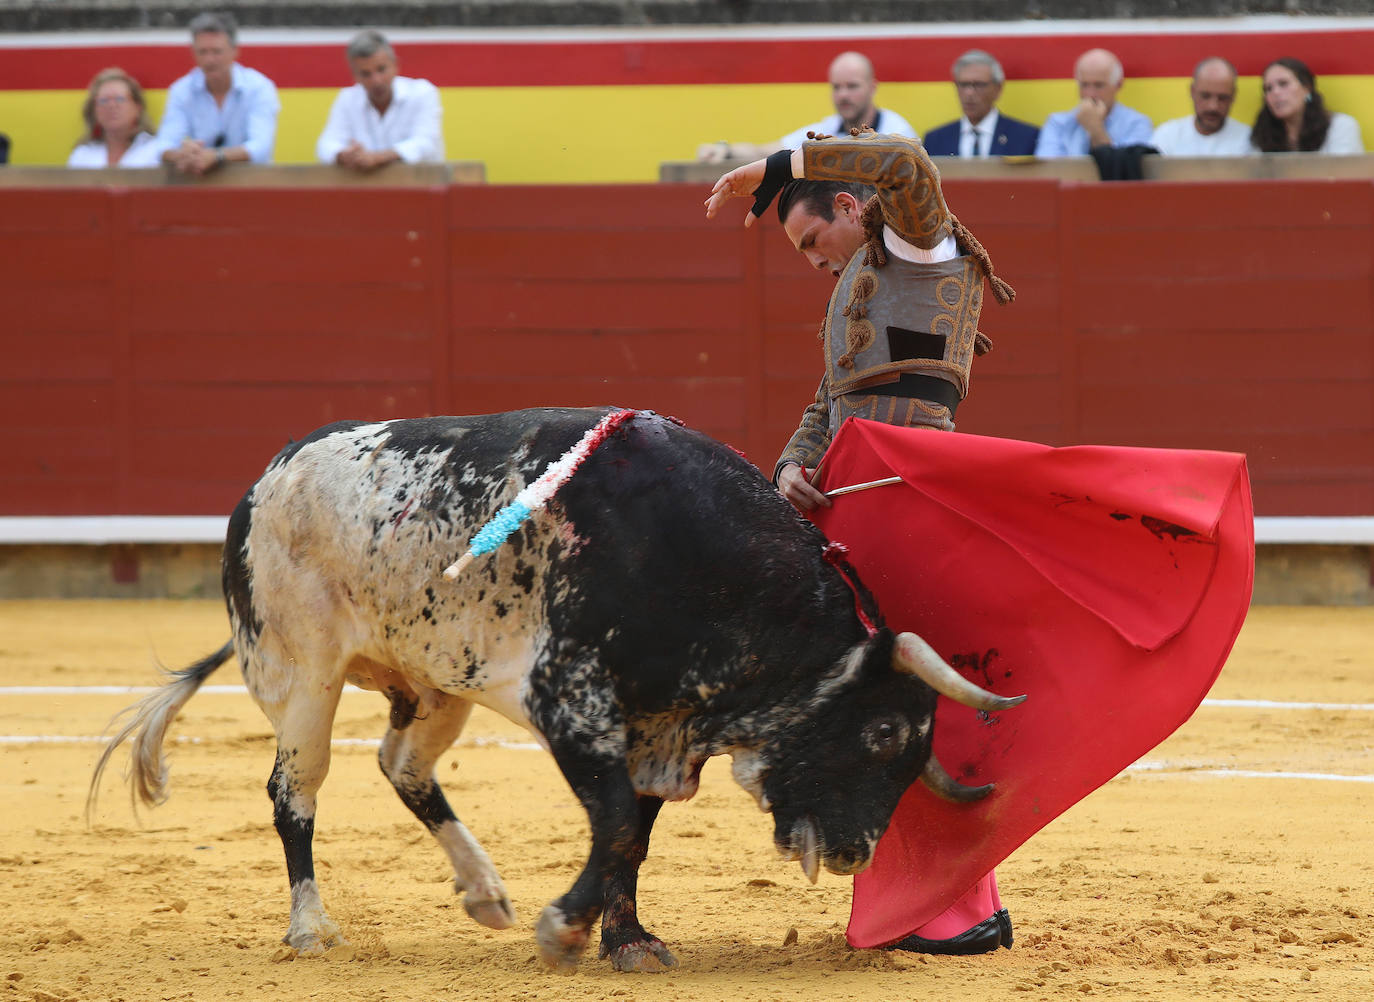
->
[0,600,1370,1001]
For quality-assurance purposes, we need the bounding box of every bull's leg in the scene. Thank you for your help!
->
[263,689,346,955]
[596,794,676,972]
[533,740,676,974]
[377,688,515,929]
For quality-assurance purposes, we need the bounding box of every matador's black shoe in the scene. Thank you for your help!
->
[885,908,1013,956]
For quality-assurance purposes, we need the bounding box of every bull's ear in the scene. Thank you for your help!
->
[891,632,1027,712]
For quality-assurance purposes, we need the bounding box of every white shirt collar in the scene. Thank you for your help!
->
[963,109,1000,138]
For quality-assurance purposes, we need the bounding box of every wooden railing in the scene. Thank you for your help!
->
[3,166,1371,519]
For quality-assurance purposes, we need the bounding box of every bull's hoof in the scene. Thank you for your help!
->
[535,905,589,974]
[601,938,678,973]
[464,892,517,930]
[283,927,346,957]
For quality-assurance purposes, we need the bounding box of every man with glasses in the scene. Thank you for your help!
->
[922,50,1039,158]
[156,11,280,175]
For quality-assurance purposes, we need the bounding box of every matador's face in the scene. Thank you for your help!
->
[782,195,866,278]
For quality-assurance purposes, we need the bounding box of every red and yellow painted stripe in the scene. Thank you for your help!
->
[4,20,1374,182]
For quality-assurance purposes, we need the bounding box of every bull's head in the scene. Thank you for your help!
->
[735,630,1025,883]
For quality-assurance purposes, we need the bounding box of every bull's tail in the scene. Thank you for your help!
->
[85,639,235,823]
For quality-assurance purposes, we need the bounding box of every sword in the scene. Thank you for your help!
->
[824,476,903,498]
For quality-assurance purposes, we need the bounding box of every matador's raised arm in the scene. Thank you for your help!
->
[801,132,1015,305]
[703,131,1014,304]
[800,132,953,251]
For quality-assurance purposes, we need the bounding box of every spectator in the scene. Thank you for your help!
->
[1251,58,1364,154]
[1033,48,1152,157]
[1150,58,1251,156]
[67,67,161,168]
[922,50,1039,157]
[697,51,915,163]
[317,30,444,170]
[155,11,280,175]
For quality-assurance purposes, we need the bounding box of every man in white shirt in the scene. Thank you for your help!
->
[317,30,445,170]
[1151,58,1252,156]
[697,51,916,163]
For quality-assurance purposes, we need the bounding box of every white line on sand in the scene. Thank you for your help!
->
[0,734,544,751]
[1125,764,1374,784]
[4,687,1368,778]
[1,734,1367,782]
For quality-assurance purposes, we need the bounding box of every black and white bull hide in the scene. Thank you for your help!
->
[89,407,1024,973]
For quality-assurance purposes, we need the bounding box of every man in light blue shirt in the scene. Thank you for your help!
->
[156,11,280,175]
[1034,48,1153,158]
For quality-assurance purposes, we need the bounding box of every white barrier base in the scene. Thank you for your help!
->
[0,515,1371,545]
[0,516,229,544]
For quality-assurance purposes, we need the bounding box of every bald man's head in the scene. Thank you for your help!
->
[830,51,874,82]
[828,51,880,131]
[1189,57,1238,135]
[1074,48,1124,109]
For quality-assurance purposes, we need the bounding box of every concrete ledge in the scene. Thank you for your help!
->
[1252,544,1374,606]
[663,152,1374,185]
[663,156,1103,183]
[0,542,225,599]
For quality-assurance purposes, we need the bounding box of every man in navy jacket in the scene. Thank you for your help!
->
[922,50,1039,158]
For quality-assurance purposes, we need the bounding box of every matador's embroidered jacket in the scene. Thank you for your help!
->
[774,132,1012,481]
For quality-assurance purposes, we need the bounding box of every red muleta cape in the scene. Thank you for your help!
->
[807,419,1254,949]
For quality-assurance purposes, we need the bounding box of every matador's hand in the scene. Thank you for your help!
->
[704,157,769,227]
[777,463,831,511]
[704,149,800,228]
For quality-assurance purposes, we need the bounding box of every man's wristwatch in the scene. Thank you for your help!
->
[214,150,226,168]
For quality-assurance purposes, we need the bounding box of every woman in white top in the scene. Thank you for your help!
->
[67,67,161,168]
[1251,57,1365,155]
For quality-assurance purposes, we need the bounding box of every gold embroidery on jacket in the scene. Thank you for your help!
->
[838,269,879,368]
[833,393,954,432]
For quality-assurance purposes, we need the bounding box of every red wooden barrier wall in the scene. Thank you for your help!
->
[4,180,1371,518]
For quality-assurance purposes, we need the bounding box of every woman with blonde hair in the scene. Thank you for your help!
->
[67,67,161,168]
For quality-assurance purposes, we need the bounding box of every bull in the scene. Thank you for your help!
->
[89,407,1024,973]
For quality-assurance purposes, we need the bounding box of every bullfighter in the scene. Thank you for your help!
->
[705,129,1017,954]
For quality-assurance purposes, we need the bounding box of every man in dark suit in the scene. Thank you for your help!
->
[922,50,1039,158]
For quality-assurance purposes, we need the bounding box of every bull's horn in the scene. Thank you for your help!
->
[920,753,995,803]
[892,633,1027,712]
